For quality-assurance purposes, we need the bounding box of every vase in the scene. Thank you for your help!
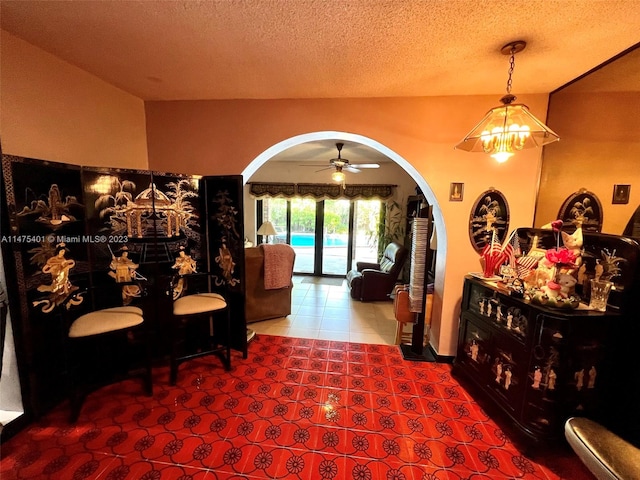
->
[589,279,612,312]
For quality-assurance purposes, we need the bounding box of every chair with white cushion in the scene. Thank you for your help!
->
[168,272,231,385]
[64,279,153,422]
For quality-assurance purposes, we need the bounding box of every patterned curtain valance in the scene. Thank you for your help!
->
[249,182,395,200]
[249,182,296,198]
[296,183,342,199]
[343,184,394,200]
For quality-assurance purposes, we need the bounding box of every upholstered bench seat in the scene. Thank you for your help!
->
[173,292,226,316]
[68,306,144,338]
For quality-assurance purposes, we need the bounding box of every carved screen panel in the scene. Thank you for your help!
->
[1,155,88,414]
[203,175,246,353]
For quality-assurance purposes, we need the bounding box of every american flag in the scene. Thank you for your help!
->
[503,231,521,268]
[481,230,505,276]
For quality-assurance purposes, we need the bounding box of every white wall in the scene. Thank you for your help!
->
[0,30,148,169]
[0,248,24,419]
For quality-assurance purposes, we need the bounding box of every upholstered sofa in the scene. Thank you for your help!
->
[346,242,408,301]
[244,246,295,323]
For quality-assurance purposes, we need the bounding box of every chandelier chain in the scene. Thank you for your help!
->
[505,46,516,95]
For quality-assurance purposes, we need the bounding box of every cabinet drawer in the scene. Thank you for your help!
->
[464,280,532,344]
[485,335,527,415]
[457,314,492,378]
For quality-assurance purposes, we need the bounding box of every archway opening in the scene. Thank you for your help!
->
[241,130,447,307]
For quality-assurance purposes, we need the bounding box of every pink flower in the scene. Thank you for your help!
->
[545,247,577,266]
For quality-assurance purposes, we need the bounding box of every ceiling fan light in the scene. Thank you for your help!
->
[332,171,346,183]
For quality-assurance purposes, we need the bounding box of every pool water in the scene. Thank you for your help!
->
[276,233,348,247]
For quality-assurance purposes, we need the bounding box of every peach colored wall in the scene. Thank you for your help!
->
[145,95,550,356]
[536,91,640,233]
[0,30,148,169]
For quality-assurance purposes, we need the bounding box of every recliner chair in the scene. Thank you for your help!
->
[346,242,408,301]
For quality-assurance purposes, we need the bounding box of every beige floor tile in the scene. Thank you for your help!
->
[296,305,325,317]
[316,330,350,342]
[260,275,413,346]
[349,331,391,345]
[291,315,324,328]
[319,317,350,332]
[252,324,290,336]
[323,306,351,318]
[287,328,319,339]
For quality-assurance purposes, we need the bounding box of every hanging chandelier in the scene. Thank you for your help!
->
[455,40,560,163]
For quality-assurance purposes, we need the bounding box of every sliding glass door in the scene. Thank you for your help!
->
[352,200,380,270]
[290,198,316,273]
[258,197,382,276]
[322,199,350,275]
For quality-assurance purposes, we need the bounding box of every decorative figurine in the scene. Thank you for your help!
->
[532,367,542,389]
[548,369,557,390]
[38,243,75,296]
[172,247,197,299]
[575,369,585,391]
[470,341,479,362]
[588,366,597,389]
[504,368,512,390]
[215,241,236,284]
[561,227,583,266]
[108,246,142,305]
[109,246,139,283]
[173,246,197,275]
[479,299,485,315]
[495,361,503,383]
[33,243,83,313]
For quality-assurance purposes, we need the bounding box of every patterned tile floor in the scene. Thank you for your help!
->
[0,335,592,480]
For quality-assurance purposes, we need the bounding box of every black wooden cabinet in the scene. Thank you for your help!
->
[454,276,618,443]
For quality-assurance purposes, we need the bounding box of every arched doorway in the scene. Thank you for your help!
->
[241,130,447,336]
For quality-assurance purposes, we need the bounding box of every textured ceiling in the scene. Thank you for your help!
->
[2,0,639,102]
[2,1,639,167]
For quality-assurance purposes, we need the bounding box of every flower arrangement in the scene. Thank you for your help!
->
[543,247,577,267]
[526,220,582,309]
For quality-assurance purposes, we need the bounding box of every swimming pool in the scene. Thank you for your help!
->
[276,233,348,247]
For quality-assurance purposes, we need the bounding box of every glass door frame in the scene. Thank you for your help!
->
[257,198,358,277]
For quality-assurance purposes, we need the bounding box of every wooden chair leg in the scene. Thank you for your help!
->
[224,307,231,370]
[395,321,403,345]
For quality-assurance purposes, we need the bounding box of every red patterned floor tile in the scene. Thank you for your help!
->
[0,335,590,480]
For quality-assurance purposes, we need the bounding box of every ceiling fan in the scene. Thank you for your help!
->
[306,143,380,182]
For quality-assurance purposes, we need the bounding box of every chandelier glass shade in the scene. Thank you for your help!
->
[456,94,560,163]
[455,40,560,162]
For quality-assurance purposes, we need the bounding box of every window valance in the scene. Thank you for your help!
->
[249,182,395,200]
[248,182,296,198]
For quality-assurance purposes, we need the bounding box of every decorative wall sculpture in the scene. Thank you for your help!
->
[469,188,510,252]
[557,188,603,232]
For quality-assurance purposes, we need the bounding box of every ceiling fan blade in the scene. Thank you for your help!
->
[344,166,361,173]
[314,166,334,173]
[351,163,380,169]
[299,164,331,167]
